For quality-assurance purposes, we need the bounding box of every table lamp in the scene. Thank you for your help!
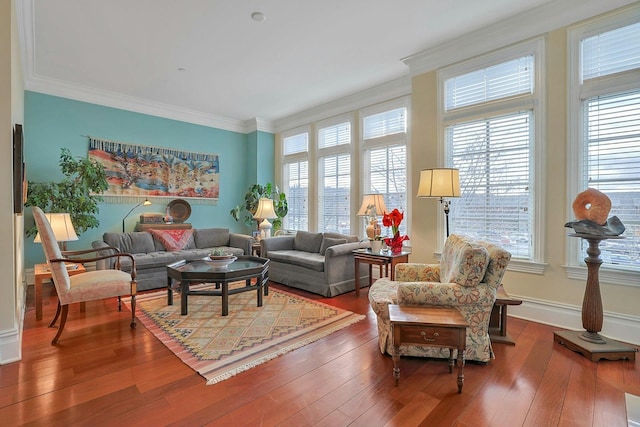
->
[34,212,78,251]
[253,198,278,240]
[417,168,461,237]
[357,194,387,239]
[122,198,152,232]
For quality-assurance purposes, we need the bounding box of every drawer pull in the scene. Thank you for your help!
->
[421,331,439,342]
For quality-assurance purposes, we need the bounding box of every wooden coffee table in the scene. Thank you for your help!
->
[166,256,269,316]
[389,304,469,393]
[352,249,410,296]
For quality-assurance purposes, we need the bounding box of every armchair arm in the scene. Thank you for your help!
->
[397,281,496,308]
[395,263,440,282]
[229,233,254,255]
[51,249,137,278]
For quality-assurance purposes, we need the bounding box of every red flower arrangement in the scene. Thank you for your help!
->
[382,208,409,253]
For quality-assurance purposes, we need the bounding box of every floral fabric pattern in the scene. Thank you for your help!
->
[368,234,511,363]
[440,234,490,287]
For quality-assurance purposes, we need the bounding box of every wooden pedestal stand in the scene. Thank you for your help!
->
[554,234,636,361]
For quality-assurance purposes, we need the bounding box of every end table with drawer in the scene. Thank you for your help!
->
[389,304,469,393]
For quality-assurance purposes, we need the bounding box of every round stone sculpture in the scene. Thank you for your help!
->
[572,188,611,225]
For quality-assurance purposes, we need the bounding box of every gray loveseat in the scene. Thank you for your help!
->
[260,231,370,297]
[92,228,253,291]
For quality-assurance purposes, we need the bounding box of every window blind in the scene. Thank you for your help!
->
[445,55,534,111]
[283,132,308,155]
[284,160,309,231]
[367,145,407,235]
[318,122,350,149]
[318,154,351,233]
[582,21,640,80]
[363,107,406,140]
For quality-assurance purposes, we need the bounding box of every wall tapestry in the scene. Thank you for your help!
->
[88,137,219,200]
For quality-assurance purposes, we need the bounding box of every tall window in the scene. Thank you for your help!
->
[570,14,640,273]
[361,102,408,236]
[441,39,543,261]
[317,120,352,233]
[282,130,309,231]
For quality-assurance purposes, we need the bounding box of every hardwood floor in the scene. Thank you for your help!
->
[2,281,638,426]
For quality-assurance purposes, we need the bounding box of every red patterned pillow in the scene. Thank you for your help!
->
[149,229,195,251]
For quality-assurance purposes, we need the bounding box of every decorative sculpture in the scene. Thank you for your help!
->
[564,188,625,236]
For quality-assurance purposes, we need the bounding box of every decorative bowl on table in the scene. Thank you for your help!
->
[203,254,237,269]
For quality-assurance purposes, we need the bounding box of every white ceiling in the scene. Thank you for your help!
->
[14,0,625,132]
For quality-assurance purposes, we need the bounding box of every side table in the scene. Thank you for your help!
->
[389,305,468,393]
[353,249,410,296]
[34,263,86,321]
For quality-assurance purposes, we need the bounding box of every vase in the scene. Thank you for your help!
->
[164,207,173,224]
[370,239,383,253]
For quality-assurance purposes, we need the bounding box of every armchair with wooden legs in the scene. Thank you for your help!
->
[32,206,138,344]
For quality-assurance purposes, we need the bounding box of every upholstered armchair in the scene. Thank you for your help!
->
[33,206,138,344]
[368,234,511,363]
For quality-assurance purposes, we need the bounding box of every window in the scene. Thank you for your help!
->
[317,120,352,233]
[361,102,409,236]
[441,39,543,264]
[569,13,640,276]
[282,130,309,231]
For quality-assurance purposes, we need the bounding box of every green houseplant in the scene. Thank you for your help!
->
[25,148,109,238]
[230,183,288,231]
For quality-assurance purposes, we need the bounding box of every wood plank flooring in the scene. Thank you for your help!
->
[1,281,638,426]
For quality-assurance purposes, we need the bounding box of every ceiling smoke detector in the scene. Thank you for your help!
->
[251,12,266,22]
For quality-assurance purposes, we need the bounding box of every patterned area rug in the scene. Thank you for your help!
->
[124,284,365,385]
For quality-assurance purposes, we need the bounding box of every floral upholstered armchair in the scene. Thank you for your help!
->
[368,234,511,363]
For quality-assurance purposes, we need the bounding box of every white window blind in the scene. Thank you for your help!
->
[283,132,308,155]
[363,107,406,139]
[284,160,309,231]
[582,21,640,80]
[319,122,350,149]
[367,145,408,235]
[318,154,351,233]
[447,111,533,258]
[445,56,534,111]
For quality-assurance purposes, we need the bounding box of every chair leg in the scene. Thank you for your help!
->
[51,305,69,345]
[130,295,137,329]
[49,301,62,327]
[118,296,122,311]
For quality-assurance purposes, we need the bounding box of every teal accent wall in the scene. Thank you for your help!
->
[23,91,274,267]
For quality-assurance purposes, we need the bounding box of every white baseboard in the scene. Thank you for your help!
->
[508,296,640,346]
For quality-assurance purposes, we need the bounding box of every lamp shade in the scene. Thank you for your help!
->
[34,212,78,243]
[253,198,278,219]
[357,194,388,217]
[417,168,461,198]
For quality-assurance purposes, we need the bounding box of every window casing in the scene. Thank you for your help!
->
[439,38,545,270]
[568,8,640,284]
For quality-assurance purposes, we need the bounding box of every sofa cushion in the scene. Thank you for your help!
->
[149,229,195,251]
[103,231,155,254]
[293,231,323,253]
[268,250,325,272]
[440,234,490,287]
[319,237,347,255]
[194,228,230,248]
[323,232,358,243]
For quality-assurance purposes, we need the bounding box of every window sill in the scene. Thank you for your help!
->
[564,265,640,288]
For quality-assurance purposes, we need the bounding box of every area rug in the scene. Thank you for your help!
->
[124,284,365,385]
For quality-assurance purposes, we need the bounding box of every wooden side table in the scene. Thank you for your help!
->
[353,249,410,296]
[489,284,523,345]
[34,263,86,321]
[389,305,469,393]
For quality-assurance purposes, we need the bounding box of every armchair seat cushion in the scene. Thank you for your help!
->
[65,270,133,304]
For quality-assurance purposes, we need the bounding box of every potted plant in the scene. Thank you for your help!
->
[230,183,288,231]
[25,148,108,238]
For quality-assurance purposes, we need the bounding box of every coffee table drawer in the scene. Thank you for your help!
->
[394,324,463,346]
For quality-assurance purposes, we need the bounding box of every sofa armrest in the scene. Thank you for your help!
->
[229,233,253,255]
[324,241,369,283]
[395,263,440,282]
[261,236,295,257]
[324,241,368,257]
[397,281,496,308]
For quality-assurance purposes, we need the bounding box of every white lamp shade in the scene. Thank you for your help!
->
[253,198,278,219]
[34,212,79,243]
[357,194,388,216]
[417,168,461,198]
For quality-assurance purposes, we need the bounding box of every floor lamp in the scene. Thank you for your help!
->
[122,198,152,232]
[417,168,461,237]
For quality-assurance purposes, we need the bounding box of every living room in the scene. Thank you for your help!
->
[1,0,639,424]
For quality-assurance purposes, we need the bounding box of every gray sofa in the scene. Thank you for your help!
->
[260,230,370,297]
[92,228,253,291]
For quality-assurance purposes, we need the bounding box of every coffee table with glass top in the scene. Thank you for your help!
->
[166,256,269,316]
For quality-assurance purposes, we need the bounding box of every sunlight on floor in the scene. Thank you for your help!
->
[627,393,640,427]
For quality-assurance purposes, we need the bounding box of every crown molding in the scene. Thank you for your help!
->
[273,75,412,133]
[402,0,638,76]
[242,117,275,134]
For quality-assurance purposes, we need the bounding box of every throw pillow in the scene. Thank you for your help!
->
[440,234,490,287]
[149,229,195,252]
[319,237,347,255]
[293,230,324,253]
